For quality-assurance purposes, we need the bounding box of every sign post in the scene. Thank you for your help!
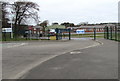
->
[3,29,6,41]
[2,28,13,40]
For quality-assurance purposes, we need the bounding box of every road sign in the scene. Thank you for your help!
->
[76,29,85,34]
[2,28,12,32]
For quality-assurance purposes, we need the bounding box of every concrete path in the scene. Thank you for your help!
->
[21,39,118,79]
[2,39,98,79]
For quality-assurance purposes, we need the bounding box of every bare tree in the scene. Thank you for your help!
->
[0,1,9,28]
[12,1,40,37]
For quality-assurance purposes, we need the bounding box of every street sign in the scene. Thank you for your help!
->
[2,28,12,32]
[76,29,85,34]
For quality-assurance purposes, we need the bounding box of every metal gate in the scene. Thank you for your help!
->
[55,28,71,40]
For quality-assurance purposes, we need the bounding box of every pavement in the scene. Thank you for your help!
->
[2,39,99,79]
[20,38,118,79]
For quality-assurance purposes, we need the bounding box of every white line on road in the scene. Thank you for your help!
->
[70,51,82,54]
[80,40,103,49]
[3,43,28,48]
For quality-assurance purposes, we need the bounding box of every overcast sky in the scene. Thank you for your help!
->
[1,0,119,25]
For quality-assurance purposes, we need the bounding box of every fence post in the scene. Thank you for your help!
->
[104,27,106,39]
[93,28,96,40]
[68,28,71,40]
[118,26,120,41]
[115,26,117,41]
[106,26,109,39]
[60,30,62,40]
[48,29,50,40]
[56,28,58,40]
[110,26,112,40]
[4,32,6,41]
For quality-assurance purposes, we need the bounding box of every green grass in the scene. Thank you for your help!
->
[63,33,104,38]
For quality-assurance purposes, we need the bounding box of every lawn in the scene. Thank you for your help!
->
[63,33,104,38]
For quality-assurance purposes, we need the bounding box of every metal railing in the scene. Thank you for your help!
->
[104,25,120,42]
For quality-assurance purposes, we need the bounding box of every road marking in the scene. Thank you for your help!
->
[70,51,82,54]
[51,67,63,70]
[3,43,28,48]
[70,40,103,55]
[80,40,103,50]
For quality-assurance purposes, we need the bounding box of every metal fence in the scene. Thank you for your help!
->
[104,25,120,42]
[2,28,71,41]
[2,27,101,41]
[3,27,112,41]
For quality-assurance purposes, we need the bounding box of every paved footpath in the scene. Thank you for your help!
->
[21,39,118,79]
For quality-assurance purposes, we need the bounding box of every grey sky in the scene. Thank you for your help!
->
[33,0,119,25]
[1,0,119,25]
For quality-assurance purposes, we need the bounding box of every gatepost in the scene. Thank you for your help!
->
[94,28,96,40]
[56,28,58,40]
[115,25,117,41]
[110,26,113,40]
[106,26,109,39]
[68,28,71,40]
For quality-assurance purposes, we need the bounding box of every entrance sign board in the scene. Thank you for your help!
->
[76,29,85,34]
[2,28,12,32]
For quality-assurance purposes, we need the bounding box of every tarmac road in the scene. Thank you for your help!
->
[21,39,118,79]
[2,39,99,79]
